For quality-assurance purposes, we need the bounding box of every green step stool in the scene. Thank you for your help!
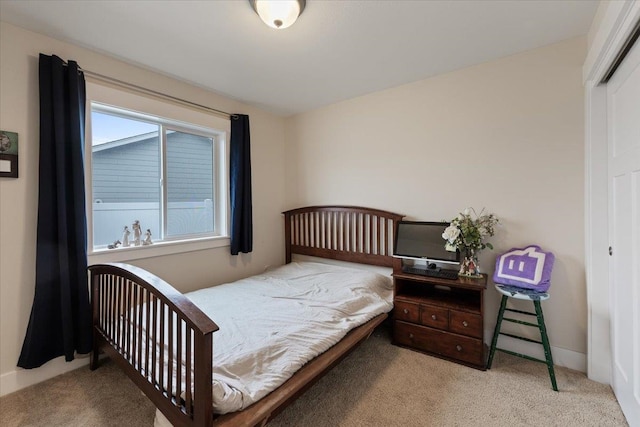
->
[487,284,558,391]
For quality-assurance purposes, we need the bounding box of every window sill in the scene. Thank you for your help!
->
[88,236,230,264]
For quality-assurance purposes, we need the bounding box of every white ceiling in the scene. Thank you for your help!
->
[0,0,598,116]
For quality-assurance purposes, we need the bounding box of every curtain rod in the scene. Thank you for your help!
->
[80,68,238,120]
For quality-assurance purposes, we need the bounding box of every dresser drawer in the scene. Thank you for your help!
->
[449,310,482,338]
[393,320,440,353]
[420,304,449,330]
[430,330,484,366]
[394,300,420,323]
[394,320,484,367]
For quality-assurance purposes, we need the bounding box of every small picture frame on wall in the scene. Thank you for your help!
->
[0,130,18,178]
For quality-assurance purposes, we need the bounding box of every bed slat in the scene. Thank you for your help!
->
[283,206,404,267]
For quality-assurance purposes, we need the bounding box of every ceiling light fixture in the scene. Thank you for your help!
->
[250,0,306,30]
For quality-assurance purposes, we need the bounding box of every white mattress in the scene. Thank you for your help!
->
[154,261,392,423]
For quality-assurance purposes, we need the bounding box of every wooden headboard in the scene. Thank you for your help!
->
[283,206,404,267]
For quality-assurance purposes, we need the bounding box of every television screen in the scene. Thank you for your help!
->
[393,221,460,264]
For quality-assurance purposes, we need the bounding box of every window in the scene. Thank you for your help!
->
[86,83,229,259]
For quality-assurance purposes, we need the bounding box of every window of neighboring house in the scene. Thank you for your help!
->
[86,84,229,261]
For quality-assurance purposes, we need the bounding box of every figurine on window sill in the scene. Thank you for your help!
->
[143,229,153,245]
[122,225,131,247]
[132,220,142,246]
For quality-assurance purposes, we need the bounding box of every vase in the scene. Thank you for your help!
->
[459,249,481,278]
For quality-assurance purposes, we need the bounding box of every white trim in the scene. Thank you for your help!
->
[584,1,639,84]
[89,236,230,263]
[584,83,612,384]
[489,332,587,374]
[583,0,640,384]
[0,356,89,397]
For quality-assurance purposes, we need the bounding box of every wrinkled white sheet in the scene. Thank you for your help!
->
[178,261,392,415]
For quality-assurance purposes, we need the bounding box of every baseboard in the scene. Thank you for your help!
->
[0,355,90,397]
[1,334,588,398]
[487,331,587,373]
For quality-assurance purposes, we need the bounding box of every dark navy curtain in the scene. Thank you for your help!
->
[18,54,92,368]
[229,114,253,255]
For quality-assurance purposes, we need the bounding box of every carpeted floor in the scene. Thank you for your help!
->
[0,325,627,427]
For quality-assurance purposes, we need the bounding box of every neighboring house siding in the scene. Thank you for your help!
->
[92,137,160,203]
[166,132,213,202]
[92,133,213,203]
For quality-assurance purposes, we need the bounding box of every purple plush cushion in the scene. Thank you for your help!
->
[493,245,555,292]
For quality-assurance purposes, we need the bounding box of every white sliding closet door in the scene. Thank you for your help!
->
[607,35,640,426]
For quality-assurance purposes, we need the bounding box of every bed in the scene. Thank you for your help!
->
[88,206,404,427]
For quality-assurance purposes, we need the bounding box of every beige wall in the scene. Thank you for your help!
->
[0,22,286,387]
[285,37,587,360]
[0,19,588,392]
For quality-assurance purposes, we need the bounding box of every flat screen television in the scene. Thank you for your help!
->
[393,221,460,265]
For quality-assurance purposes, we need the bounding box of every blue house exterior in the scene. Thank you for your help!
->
[92,131,215,246]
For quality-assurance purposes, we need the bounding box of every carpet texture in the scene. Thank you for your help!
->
[0,326,627,426]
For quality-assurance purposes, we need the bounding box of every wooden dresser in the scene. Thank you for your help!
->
[392,268,488,370]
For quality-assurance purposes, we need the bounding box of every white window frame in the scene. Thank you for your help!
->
[85,82,230,264]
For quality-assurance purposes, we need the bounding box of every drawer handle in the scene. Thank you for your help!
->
[462,321,468,327]
[409,333,414,339]
[403,308,409,314]
[456,345,463,352]
[431,314,437,320]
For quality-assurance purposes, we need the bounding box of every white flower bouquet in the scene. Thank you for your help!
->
[442,208,498,277]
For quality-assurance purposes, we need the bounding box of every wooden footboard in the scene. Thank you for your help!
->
[89,263,219,427]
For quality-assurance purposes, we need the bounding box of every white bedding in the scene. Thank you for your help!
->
[151,261,392,426]
[183,261,393,415]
